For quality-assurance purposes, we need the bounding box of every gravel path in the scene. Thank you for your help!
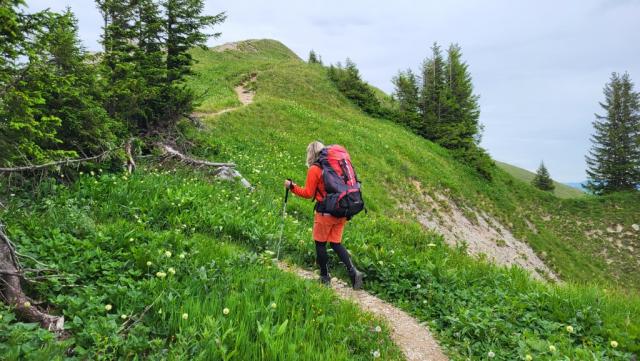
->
[278,261,449,361]
[191,75,256,118]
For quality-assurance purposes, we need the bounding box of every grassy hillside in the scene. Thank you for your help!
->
[496,161,585,198]
[184,39,639,358]
[1,39,639,360]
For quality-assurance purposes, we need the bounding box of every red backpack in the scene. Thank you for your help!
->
[314,145,365,219]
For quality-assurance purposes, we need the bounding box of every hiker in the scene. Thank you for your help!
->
[284,141,364,289]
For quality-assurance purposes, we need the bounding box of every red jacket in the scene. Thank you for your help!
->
[291,165,325,202]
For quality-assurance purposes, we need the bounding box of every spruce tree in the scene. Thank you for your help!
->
[308,50,319,64]
[586,72,640,194]
[162,0,225,123]
[164,0,226,82]
[392,69,420,130]
[328,58,381,116]
[419,43,446,140]
[96,0,140,126]
[132,0,168,129]
[36,10,119,155]
[442,44,481,150]
[532,162,555,191]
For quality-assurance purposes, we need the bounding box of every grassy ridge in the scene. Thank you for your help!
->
[183,39,640,359]
[1,39,638,360]
[495,161,585,199]
[190,39,640,290]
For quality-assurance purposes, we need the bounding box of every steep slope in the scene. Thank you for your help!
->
[496,160,585,198]
[190,39,640,290]
[183,39,640,358]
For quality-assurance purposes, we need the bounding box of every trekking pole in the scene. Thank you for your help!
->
[275,182,290,259]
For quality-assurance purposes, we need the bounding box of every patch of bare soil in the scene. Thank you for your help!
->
[404,182,558,282]
[278,261,448,361]
[212,41,258,53]
[191,75,256,119]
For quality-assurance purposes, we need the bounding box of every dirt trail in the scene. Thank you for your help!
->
[278,262,449,361]
[210,74,448,360]
[191,75,256,118]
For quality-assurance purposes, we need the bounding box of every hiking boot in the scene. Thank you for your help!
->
[349,268,364,290]
[319,274,331,285]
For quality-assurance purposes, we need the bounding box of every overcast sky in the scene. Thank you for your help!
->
[31,1,640,182]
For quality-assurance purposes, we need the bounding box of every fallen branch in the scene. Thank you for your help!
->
[159,144,236,168]
[215,166,254,190]
[185,114,204,129]
[118,291,164,335]
[124,139,136,174]
[0,149,113,173]
[0,223,64,333]
[158,143,253,190]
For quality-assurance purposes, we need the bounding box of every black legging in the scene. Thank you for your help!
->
[315,241,354,277]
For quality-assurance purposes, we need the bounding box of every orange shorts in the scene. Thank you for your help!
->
[313,212,347,243]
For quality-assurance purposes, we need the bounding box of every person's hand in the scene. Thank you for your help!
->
[284,179,293,189]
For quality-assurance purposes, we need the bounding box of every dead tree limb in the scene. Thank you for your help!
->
[215,167,254,191]
[0,149,113,173]
[0,223,64,333]
[118,291,164,335]
[159,144,236,168]
[158,143,253,190]
[124,139,136,174]
[185,114,204,129]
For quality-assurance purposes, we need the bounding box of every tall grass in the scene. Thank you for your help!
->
[0,171,403,360]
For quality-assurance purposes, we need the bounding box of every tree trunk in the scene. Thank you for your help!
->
[0,226,64,333]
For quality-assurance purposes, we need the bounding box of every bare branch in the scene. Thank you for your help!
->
[124,139,136,174]
[158,143,236,168]
[0,224,65,333]
[0,149,113,173]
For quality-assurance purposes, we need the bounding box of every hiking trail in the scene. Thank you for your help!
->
[278,261,449,361]
[191,74,256,119]
[211,73,448,360]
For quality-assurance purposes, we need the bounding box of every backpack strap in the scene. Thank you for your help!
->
[311,163,324,203]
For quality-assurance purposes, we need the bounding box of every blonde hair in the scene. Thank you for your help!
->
[306,141,325,167]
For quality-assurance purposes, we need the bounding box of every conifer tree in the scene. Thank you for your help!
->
[162,0,225,122]
[308,50,319,64]
[586,72,640,194]
[164,0,226,82]
[0,0,62,165]
[96,0,140,126]
[392,69,420,130]
[419,43,446,140]
[1,3,114,165]
[328,58,381,116]
[442,44,481,150]
[532,162,555,191]
[132,0,168,128]
[36,10,119,155]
